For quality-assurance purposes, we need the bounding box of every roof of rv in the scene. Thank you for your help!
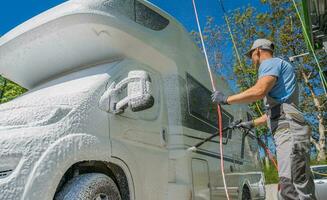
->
[0,0,184,44]
[0,0,202,89]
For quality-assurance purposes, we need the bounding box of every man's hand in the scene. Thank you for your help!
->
[236,120,255,130]
[211,90,229,105]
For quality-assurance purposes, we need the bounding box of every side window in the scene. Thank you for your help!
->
[102,0,136,20]
[108,60,160,121]
[101,0,169,31]
[135,1,170,31]
[185,73,234,141]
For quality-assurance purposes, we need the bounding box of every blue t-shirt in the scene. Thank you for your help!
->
[258,58,297,103]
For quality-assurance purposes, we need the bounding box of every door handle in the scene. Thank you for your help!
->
[230,165,234,173]
[316,181,325,184]
[161,128,168,146]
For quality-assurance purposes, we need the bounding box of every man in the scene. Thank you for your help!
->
[212,39,316,200]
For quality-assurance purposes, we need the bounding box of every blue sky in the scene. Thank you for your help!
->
[0,0,66,35]
[0,0,263,35]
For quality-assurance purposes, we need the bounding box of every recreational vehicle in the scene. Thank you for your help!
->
[0,0,265,199]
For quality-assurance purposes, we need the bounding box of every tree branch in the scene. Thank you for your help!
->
[311,137,319,150]
[300,68,321,111]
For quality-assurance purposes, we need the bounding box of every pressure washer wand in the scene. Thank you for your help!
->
[187,119,242,151]
[191,0,231,199]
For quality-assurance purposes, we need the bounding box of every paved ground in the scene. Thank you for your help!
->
[266,184,278,200]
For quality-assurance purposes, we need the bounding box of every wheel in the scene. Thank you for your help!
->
[242,186,252,200]
[55,173,122,200]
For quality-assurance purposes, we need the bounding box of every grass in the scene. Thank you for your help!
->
[263,158,327,185]
[310,159,327,166]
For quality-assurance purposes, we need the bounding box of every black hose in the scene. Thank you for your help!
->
[191,119,242,149]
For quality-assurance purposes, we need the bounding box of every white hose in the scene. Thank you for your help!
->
[191,0,216,91]
[191,1,230,200]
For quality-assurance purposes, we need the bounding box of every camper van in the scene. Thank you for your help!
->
[0,0,265,199]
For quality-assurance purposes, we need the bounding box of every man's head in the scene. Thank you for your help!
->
[245,39,275,67]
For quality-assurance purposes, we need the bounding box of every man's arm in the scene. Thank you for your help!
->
[253,114,268,127]
[226,76,277,104]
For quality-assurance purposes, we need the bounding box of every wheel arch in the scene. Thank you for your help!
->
[55,160,131,200]
[239,179,252,200]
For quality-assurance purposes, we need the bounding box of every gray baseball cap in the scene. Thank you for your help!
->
[245,39,275,58]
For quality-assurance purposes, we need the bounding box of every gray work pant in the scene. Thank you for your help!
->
[273,114,316,200]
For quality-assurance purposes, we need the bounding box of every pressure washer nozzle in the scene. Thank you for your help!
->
[187,147,197,152]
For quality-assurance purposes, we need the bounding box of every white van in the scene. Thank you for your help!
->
[0,0,265,199]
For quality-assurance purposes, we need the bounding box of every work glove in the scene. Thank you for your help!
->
[211,90,229,105]
[236,120,255,130]
[228,119,242,129]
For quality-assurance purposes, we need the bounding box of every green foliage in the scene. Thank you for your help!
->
[263,158,327,184]
[262,163,279,184]
[0,76,27,104]
[227,0,326,159]
[190,0,326,160]
[190,16,226,73]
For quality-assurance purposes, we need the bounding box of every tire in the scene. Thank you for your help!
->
[55,173,122,200]
[242,186,252,200]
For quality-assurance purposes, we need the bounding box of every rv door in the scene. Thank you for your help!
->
[107,60,169,200]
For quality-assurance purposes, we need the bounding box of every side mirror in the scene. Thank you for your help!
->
[99,70,154,114]
[127,71,155,112]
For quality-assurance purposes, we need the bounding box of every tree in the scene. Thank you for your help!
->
[0,76,27,104]
[226,0,326,161]
[190,0,326,161]
[191,17,229,76]
[0,35,27,104]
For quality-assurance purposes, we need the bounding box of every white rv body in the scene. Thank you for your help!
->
[0,0,265,199]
